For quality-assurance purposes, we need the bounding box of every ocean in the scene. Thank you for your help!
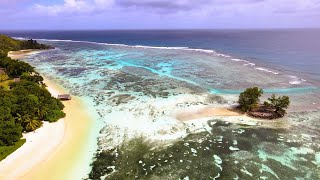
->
[2,29,320,179]
[2,29,320,81]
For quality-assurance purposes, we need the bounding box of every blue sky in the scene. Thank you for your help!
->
[1,0,320,29]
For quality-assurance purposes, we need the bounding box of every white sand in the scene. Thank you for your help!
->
[176,107,242,121]
[0,52,94,180]
[0,80,65,180]
[0,121,65,180]
[8,50,42,60]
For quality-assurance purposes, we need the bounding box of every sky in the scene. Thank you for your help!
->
[0,0,320,30]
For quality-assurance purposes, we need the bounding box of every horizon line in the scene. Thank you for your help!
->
[1,27,320,31]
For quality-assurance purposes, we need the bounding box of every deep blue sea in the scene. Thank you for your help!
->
[2,29,320,81]
[2,29,320,179]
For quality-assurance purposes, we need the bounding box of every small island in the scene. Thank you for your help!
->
[237,87,290,119]
[0,35,65,160]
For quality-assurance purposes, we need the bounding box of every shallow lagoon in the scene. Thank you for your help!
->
[24,40,320,179]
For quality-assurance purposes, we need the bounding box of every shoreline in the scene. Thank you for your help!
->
[7,49,42,59]
[0,51,95,179]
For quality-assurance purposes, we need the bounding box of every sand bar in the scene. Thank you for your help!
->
[176,107,242,121]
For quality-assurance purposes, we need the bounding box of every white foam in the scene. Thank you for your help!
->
[217,53,231,58]
[15,37,217,54]
[14,37,285,78]
[287,75,307,85]
[289,81,301,85]
[134,45,188,50]
[229,146,240,151]
[15,37,296,83]
[231,58,243,62]
[244,63,255,66]
[255,67,279,75]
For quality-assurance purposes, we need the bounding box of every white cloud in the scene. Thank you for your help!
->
[33,0,114,15]
[17,0,320,29]
[32,0,320,16]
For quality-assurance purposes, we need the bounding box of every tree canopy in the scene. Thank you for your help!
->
[264,94,290,117]
[0,35,64,147]
[0,35,52,57]
[238,87,263,112]
[238,87,290,119]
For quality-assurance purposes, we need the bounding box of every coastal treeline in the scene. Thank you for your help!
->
[0,35,52,58]
[0,35,64,158]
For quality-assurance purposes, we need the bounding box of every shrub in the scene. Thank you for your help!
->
[44,110,66,122]
[264,94,290,117]
[0,73,9,82]
[0,119,23,146]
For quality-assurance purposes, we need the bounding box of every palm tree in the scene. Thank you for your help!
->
[23,115,43,132]
[34,107,48,120]
[14,113,24,125]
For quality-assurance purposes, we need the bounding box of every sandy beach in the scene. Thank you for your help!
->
[7,49,42,60]
[174,105,291,129]
[176,107,242,121]
[0,51,94,180]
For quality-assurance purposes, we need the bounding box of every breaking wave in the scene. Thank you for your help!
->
[14,37,311,85]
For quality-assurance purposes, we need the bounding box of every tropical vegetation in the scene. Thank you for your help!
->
[238,87,263,112]
[264,94,290,117]
[0,35,64,159]
[238,87,290,119]
[0,139,26,161]
[0,35,52,58]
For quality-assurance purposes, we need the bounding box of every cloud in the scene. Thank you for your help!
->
[272,0,320,15]
[115,0,266,12]
[116,0,207,11]
[31,0,268,15]
[2,0,320,29]
[31,0,320,17]
[33,0,114,15]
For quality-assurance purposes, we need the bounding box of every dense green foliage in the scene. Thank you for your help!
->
[20,39,51,50]
[21,72,45,85]
[238,87,290,119]
[0,73,9,81]
[0,78,65,145]
[0,139,26,161]
[0,35,21,58]
[0,35,64,149]
[0,56,34,77]
[0,35,51,58]
[264,94,290,117]
[0,107,22,146]
[238,87,263,112]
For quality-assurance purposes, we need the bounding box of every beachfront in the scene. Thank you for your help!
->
[1,28,319,179]
[0,51,94,180]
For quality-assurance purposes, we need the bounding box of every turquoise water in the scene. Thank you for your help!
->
[211,86,320,95]
[4,29,320,81]
[24,40,320,179]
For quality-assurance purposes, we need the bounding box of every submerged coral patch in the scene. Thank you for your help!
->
[24,40,320,180]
